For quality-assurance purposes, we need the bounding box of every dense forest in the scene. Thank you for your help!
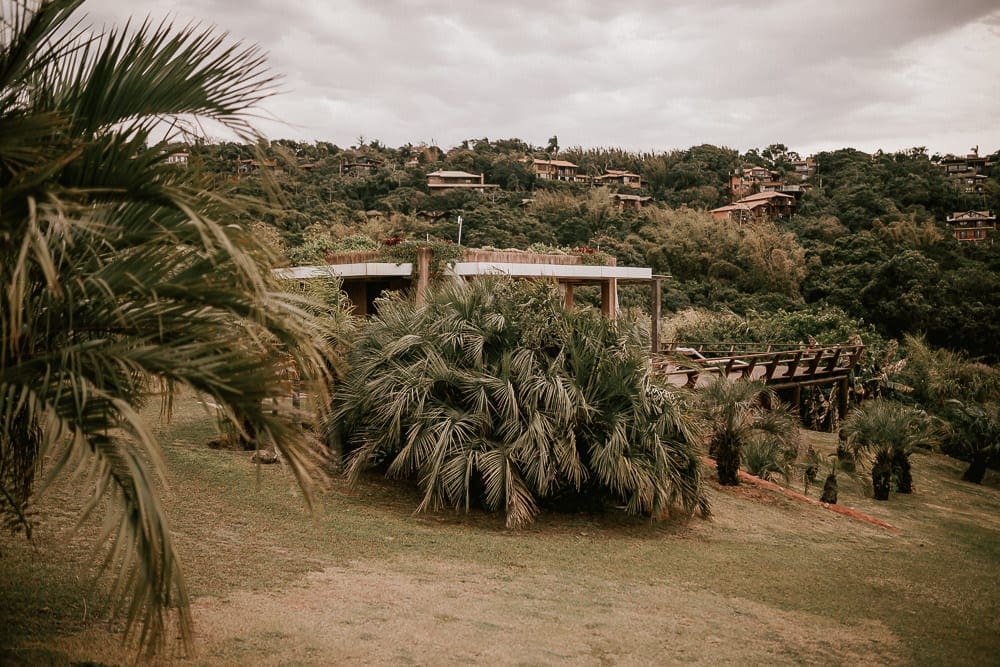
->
[181,137,999,362]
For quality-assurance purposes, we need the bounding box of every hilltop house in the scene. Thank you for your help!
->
[530,159,579,182]
[595,169,643,189]
[788,156,816,178]
[611,193,652,211]
[729,165,779,199]
[711,191,796,222]
[938,149,992,194]
[236,158,281,176]
[340,155,384,176]
[165,151,188,165]
[946,210,996,242]
[426,170,499,191]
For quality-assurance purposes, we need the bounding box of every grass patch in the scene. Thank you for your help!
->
[1,395,998,664]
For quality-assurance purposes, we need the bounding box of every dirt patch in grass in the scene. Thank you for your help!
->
[2,399,999,665]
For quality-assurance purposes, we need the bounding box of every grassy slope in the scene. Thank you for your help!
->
[1,400,998,665]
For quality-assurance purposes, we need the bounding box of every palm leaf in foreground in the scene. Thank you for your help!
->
[1,0,333,656]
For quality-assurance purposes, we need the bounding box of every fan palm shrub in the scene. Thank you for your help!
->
[840,400,937,500]
[741,437,797,483]
[1,0,335,654]
[701,378,799,485]
[943,399,1000,484]
[329,277,705,528]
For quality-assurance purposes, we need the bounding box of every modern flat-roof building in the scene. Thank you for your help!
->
[426,170,499,191]
[274,247,656,323]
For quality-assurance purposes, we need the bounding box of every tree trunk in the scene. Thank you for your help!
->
[892,450,913,494]
[963,456,988,484]
[820,472,838,504]
[872,459,892,501]
[716,441,741,486]
[240,415,258,451]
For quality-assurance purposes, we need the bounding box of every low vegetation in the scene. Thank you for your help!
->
[840,400,939,500]
[330,278,705,527]
[1,402,997,664]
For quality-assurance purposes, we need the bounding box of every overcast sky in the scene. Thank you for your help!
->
[84,0,1000,156]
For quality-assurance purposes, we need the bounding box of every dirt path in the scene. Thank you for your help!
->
[171,557,899,665]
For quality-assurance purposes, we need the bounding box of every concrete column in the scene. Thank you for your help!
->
[414,247,431,305]
[600,278,618,318]
[650,277,662,353]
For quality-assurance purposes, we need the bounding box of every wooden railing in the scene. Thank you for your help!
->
[651,344,865,390]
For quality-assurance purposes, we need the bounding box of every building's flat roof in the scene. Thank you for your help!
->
[427,170,480,178]
[452,262,651,282]
[274,262,653,283]
[274,263,413,280]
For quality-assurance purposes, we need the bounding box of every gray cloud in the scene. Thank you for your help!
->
[82,0,1000,154]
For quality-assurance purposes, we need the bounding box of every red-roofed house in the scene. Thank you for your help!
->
[946,210,996,242]
[711,191,796,222]
[530,159,579,181]
[595,169,643,189]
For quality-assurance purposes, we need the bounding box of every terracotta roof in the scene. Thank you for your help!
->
[947,210,996,222]
[612,194,651,202]
[711,203,755,213]
[533,159,578,168]
[737,191,795,203]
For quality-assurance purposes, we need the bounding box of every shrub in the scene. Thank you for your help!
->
[840,400,939,500]
[701,378,799,485]
[328,278,705,527]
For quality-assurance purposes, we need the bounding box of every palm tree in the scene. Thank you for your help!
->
[1,0,334,655]
[330,277,705,527]
[701,378,798,486]
[840,400,936,500]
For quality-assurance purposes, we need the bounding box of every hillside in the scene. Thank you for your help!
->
[182,139,1000,361]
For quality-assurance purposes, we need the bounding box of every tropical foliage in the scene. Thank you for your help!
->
[700,378,799,486]
[896,335,999,482]
[329,278,706,527]
[0,0,333,654]
[840,400,938,500]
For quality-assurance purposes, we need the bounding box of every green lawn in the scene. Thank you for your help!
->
[1,400,998,665]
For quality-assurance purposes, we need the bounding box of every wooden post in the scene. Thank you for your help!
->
[650,277,662,353]
[561,283,575,310]
[792,385,802,416]
[344,282,367,317]
[414,247,431,305]
[838,377,849,420]
[601,278,618,318]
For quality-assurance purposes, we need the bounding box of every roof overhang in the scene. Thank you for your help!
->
[273,263,413,280]
[453,262,651,283]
